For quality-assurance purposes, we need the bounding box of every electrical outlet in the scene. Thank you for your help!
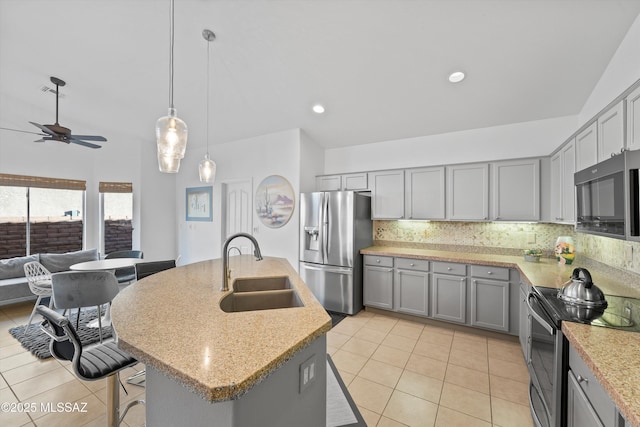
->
[625,244,634,264]
[299,355,316,393]
[526,232,536,244]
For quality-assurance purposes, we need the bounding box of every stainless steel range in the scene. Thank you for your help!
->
[526,268,640,427]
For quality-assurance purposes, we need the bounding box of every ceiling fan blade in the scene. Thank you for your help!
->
[70,134,107,142]
[28,121,57,136]
[69,138,102,149]
[0,126,47,136]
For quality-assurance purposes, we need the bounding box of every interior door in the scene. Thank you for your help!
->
[222,179,253,254]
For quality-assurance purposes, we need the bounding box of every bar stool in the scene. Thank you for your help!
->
[51,271,119,343]
[37,306,144,427]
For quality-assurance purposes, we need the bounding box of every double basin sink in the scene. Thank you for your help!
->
[219,276,304,313]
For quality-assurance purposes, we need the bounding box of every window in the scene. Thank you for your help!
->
[0,174,86,259]
[100,182,133,255]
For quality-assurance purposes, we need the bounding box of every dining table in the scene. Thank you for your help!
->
[69,258,142,327]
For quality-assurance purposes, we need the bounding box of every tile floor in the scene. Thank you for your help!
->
[329,309,534,427]
[1,301,533,427]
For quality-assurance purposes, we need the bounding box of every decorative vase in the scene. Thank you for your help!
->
[555,236,575,265]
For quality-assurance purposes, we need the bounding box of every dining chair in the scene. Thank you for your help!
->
[104,250,143,284]
[23,261,54,335]
[134,259,176,281]
[37,305,144,427]
[51,271,119,343]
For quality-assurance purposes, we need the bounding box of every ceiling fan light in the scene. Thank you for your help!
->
[156,107,188,159]
[199,153,217,183]
[157,151,181,173]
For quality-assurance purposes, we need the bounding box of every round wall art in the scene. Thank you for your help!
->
[255,175,295,229]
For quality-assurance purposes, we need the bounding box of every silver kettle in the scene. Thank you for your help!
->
[558,267,607,308]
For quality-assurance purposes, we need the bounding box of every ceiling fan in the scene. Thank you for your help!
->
[0,76,107,149]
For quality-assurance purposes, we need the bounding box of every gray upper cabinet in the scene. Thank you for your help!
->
[316,175,342,191]
[369,170,405,219]
[550,140,576,223]
[576,122,598,172]
[446,163,489,220]
[405,167,446,220]
[491,158,540,221]
[598,101,625,162]
[316,173,368,191]
[627,85,640,152]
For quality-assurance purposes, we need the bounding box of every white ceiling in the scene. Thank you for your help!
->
[1,0,640,151]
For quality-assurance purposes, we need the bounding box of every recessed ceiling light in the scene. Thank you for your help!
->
[448,71,466,83]
[312,104,325,114]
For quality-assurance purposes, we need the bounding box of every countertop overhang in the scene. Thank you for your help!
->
[110,256,331,402]
[361,245,640,426]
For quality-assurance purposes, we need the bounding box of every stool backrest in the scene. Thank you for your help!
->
[36,305,81,363]
[51,271,119,310]
[105,250,143,259]
[135,260,176,281]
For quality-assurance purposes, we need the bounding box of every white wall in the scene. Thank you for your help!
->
[579,13,640,126]
[323,115,578,174]
[0,126,179,260]
[299,130,325,193]
[176,128,303,268]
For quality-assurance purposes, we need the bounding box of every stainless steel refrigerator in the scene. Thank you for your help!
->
[299,191,372,315]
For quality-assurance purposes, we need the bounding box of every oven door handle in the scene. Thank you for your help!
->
[527,293,555,335]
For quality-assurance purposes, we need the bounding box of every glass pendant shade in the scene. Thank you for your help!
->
[157,151,181,173]
[199,153,217,183]
[156,107,188,160]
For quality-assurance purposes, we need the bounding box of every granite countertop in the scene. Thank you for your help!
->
[110,256,331,402]
[361,245,640,426]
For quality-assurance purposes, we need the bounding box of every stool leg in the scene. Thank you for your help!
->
[106,374,120,427]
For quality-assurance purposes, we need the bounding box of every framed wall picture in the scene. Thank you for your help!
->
[186,186,213,222]
[255,175,295,229]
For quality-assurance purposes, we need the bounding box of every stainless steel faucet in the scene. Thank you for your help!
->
[221,233,263,291]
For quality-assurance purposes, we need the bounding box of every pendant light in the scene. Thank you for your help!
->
[199,29,217,183]
[156,0,188,173]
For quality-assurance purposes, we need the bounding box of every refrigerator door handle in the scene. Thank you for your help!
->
[301,264,353,275]
[322,196,329,263]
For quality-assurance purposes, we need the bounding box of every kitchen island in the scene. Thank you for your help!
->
[111,255,332,427]
[361,244,640,426]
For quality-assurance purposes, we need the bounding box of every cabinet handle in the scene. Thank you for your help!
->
[487,271,493,275]
[410,263,415,267]
[460,278,465,282]
[576,375,588,384]
[447,267,452,271]
[376,259,380,263]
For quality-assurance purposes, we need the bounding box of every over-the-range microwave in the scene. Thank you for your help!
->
[575,149,640,240]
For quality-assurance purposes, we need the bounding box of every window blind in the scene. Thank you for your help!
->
[0,173,86,190]
[99,182,133,193]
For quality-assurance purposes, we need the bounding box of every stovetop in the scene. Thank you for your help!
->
[533,286,640,332]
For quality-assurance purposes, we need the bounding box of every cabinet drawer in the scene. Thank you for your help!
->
[395,258,430,272]
[569,345,616,427]
[432,261,466,276]
[470,265,509,281]
[364,255,394,268]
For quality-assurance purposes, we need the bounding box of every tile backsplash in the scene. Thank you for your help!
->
[374,220,640,275]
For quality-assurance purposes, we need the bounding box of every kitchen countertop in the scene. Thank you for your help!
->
[110,256,331,402]
[361,245,640,426]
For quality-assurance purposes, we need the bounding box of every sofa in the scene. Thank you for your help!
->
[0,249,99,305]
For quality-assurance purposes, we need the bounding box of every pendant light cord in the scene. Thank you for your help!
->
[206,35,211,155]
[169,0,175,109]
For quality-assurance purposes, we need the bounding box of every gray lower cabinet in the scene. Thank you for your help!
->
[394,258,430,317]
[470,277,509,332]
[431,273,467,324]
[567,342,621,427]
[363,256,394,310]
